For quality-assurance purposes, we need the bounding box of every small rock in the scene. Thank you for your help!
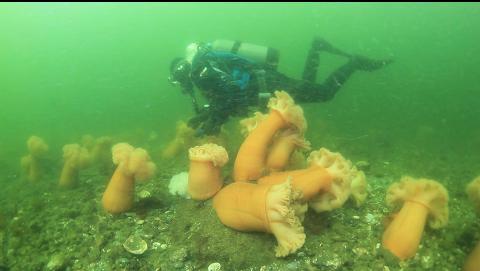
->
[365,213,376,224]
[170,248,188,263]
[356,160,370,171]
[353,247,368,256]
[325,254,342,268]
[46,254,66,271]
[137,190,151,199]
[286,261,299,270]
[115,258,130,268]
[421,255,433,269]
[208,262,222,271]
[152,242,161,250]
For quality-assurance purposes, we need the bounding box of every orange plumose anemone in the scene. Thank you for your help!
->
[307,147,367,212]
[464,176,480,271]
[81,134,96,151]
[161,121,196,159]
[382,177,449,260]
[234,91,306,182]
[102,143,156,214]
[59,144,91,188]
[20,136,49,182]
[464,238,480,271]
[213,179,306,257]
[466,176,480,213]
[266,129,311,173]
[188,143,228,200]
[258,166,331,201]
[259,147,367,209]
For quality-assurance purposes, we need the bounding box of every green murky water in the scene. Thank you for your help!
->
[1,3,479,271]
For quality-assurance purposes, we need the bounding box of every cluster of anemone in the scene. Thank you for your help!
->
[177,91,368,257]
[59,135,115,188]
[20,90,471,263]
[20,134,115,187]
[20,135,157,214]
[233,90,308,182]
[176,90,457,261]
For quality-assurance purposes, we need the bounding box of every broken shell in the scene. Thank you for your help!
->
[123,235,148,255]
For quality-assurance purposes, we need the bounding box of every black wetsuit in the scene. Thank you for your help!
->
[187,40,388,136]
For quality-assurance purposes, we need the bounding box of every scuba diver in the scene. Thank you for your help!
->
[169,38,393,136]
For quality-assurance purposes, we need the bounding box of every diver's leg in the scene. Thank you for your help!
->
[302,40,321,83]
[320,55,394,100]
[265,70,310,102]
[320,60,358,100]
[302,37,352,83]
[349,54,394,72]
[312,37,352,57]
[270,47,393,104]
[264,68,336,103]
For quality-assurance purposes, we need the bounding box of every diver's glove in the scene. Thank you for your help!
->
[201,118,222,136]
[193,124,216,138]
[187,108,210,129]
[194,127,206,137]
[188,115,205,130]
[193,111,226,137]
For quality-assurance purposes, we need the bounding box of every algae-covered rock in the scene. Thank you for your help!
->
[123,235,148,255]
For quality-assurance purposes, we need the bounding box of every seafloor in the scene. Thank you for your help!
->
[0,125,478,271]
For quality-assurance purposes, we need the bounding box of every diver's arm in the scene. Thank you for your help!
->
[188,91,201,114]
[191,86,239,136]
[189,53,246,136]
[190,86,240,136]
[198,107,230,136]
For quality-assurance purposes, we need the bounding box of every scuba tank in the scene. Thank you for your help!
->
[211,40,279,69]
[211,40,276,103]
